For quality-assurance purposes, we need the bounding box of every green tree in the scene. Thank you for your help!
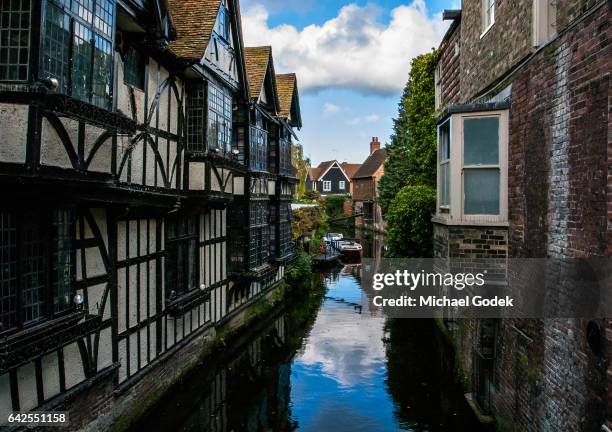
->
[385,185,436,257]
[379,50,438,213]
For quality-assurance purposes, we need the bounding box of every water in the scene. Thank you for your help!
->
[131,234,482,432]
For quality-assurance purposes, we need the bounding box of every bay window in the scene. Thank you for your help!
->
[436,110,508,224]
[40,0,115,109]
[207,82,232,153]
[0,208,75,333]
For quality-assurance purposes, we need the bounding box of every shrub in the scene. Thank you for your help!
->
[324,195,347,218]
[286,254,312,287]
[386,185,436,257]
[303,190,321,201]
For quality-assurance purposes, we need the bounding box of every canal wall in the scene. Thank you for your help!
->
[66,280,289,432]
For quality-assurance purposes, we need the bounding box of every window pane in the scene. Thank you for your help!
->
[92,34,112,109]
[94,0,114,38]
[186,82,206,152]
[0,211,17,330]
[124,47,145,90]
[463,117,499,166]
[207,83,232,153]
[439,121,450,161]
[440,163,450,206]
[72,21,92,103]
[72,0,93,23]
[21,212,45,324]
[464,169,500,214]
[41,2,70,93]
[53,209,73,313]
[0,0,31,81]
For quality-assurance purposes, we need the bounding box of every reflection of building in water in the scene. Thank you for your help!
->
[136,316,293,432]
[432,3,610,430]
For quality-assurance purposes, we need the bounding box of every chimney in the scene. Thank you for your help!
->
[370,137,380,155]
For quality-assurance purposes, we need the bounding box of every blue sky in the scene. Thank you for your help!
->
[241,0,452,165]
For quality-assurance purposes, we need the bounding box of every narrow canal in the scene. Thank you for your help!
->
[131,233,482,432]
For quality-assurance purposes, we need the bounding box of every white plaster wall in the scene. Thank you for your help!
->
[189,162,205,190]
[0,373,10,422]
[0,103,27,163]
[97,327,113,371]
[233,176,244,195]
[41,353,60,401]
[17,362,36,411]
[40,118,73,169]
[85,124,112,173]
[63,343,85,389]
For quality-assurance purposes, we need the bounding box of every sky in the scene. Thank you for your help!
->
[240,0,454,165]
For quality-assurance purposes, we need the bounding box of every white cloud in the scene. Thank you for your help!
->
[241,1,447,95]
[347,114,381,125]
[323,103,341,114]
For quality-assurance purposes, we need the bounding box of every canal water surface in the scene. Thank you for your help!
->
[131,234,482,432]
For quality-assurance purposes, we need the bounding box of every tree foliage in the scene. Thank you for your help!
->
[378,50,438,213]
[385,185,436,257]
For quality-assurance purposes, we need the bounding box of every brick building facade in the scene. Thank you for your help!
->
[433,1,610,430]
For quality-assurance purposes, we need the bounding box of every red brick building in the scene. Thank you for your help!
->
[433,0,610,430]
[353,137,387,231]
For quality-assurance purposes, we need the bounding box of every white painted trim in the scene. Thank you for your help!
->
[317,160,351,182]
[322,180,331,192]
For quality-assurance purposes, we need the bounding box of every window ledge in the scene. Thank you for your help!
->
[432,215,509,227]
[0,311,101,373]
[480,21,495,39]
[166,288,210,318]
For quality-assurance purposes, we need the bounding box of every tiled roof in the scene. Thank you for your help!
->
[308,167,322,181]
[340,162,361,179]
[353,149,387,178]
[244,46,271,100]
[276,73,296,118]
[167,0,222,60]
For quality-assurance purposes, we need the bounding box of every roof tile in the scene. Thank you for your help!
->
[167,0,222,60]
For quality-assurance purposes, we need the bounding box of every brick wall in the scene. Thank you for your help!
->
[438,22,462,110]
[460,0,533,100]
[352,178,375,201]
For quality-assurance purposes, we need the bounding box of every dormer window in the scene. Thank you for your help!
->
[41,0,116,109]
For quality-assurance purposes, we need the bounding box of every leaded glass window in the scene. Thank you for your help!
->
[279,138,291,176]
[42,2,70,93]
[249,125,268,172]
[186,82,206,152]
[165,214,198,298]
[0,209,75,332]
[0,0,31,81]
[92,33,112,109]
[248,202,269,269]
[52,209,73,313]
[41,0,115,109]
[207,82,232,153]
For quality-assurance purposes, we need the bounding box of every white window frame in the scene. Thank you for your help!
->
[435,62,443,110]
[339,180,346,190]
[437,119,451,210]
[435,110,508,226]
[322,180,331,192]
[532,0,557,46]
[481,0,495,37]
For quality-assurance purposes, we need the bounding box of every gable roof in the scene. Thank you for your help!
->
[276,73,302,128]
[167,0,222,60]
[340,163,361,179]
[308,160,353,182]
[352,149,387,179]
[244,46,271,99]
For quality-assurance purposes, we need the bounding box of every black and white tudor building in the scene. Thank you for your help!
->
[0,0,300,427]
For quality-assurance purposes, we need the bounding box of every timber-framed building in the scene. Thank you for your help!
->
[0,0,300,428]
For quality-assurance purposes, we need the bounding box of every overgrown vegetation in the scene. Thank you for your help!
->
[377,50,438,257]
[378,50,438,214]
[385,185,436,257]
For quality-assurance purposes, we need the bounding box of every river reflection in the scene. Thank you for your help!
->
[131,235,481,432]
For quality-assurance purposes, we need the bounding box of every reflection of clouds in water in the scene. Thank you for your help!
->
[297,304,387,387]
